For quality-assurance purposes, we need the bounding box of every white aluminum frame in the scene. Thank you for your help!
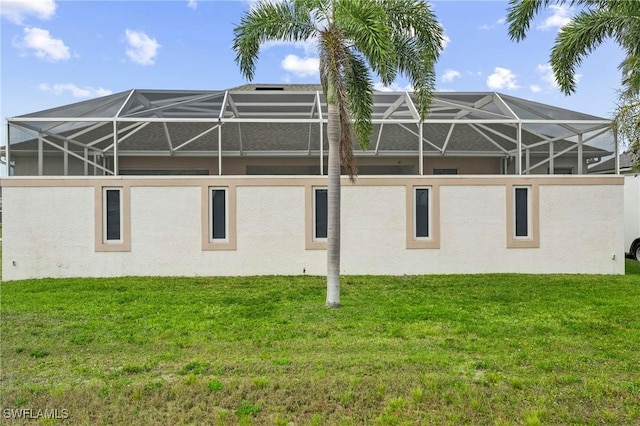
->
[3,89,615,177]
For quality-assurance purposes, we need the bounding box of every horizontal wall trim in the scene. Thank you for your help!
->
[0,175,625,188]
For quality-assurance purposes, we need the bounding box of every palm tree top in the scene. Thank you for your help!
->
[233,0,444,138]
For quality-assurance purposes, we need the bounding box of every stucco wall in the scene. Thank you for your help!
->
[1,175,624,280]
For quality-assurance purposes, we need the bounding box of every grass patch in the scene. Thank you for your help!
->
[236,400,260,417]
[0,260,639,424]
[207,378,224,392]
[627,256,640,274]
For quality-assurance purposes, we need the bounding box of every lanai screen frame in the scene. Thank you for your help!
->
[2,89,618,176]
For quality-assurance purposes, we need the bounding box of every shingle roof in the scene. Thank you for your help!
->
[589,152,637,173]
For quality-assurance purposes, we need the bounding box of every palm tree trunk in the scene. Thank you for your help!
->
[326,102,341,308]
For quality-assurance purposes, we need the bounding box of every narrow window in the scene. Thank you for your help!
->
[103,188,122,243]
[414,187,430,239]
[210,188,227,241]
[514,187,529,238]
[202,185,235,251]
[314,188,328,240]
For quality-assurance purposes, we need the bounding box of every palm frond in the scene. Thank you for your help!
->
[233,1,316,80]
[376,0,442,118]
[615,2,640,96]
[381,0,443,58]
[506,0,565,41]
[338,88,358,180]
[344,51,373,151]
[619,55,640,97]
[551,7,636,94]
[550,8,612,94]
[334,0,397,85]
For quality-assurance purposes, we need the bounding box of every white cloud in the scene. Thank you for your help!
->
[442,33,450,49]
[537,5,572,31]
[125,29,160,65]
[0,0,56,24]
[442,69,461,83]
[243,0,261,9]
[530,85,542,93]
[244,0,285,10]
[187,0,197,9]
[261,38,318,57]
[480,17,506,30]
[486,67,520,90]
[38,83,112,98]
[536,63,559,88]
[373,82,414,92]
[281,54,318,77]
[14,26,70,61]
[575,74,583,85]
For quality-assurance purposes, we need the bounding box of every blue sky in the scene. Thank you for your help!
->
[0,0,626,127]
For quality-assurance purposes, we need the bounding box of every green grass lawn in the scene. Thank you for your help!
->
[1,261,639,425]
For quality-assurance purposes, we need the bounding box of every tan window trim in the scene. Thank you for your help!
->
[95,184,131,252]
[201,185,236,251]
[305,184,327,250]
[506,183,540,248]
[406,184,440,249]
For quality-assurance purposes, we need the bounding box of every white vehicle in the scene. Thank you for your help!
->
[625,175,640,261]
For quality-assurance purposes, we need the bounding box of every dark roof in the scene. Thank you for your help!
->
[589,152,637,173]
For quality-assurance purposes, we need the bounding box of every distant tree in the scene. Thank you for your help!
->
[613,92,640,169]
[506,0,640,167]
[233,0,443,307]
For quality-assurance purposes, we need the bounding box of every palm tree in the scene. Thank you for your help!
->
[506,0,640,166]
[233,0,443,307]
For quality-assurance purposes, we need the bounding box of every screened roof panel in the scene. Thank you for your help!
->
[11,88,611,124]
[6,86,613,161]
[19,91,131,119]
[429,92,485,106]
[500,94,604,121]
[121,91,226,119]
[134,90,222,104]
